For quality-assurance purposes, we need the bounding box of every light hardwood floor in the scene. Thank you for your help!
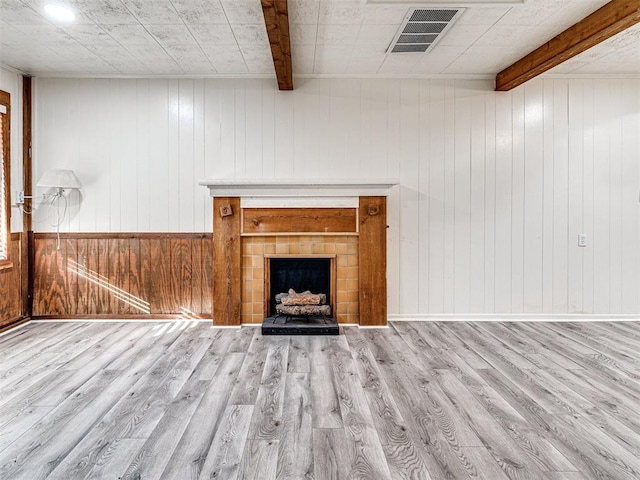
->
[1,320,640,479]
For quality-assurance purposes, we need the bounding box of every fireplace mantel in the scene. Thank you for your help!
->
[200,178,398,197]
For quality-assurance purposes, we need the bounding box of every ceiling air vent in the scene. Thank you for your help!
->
[388,8,464,54]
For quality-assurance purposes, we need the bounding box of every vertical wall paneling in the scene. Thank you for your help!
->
[234,80,247,179]
[120,82,138,232]
[542,80,555,313]
[136,80,150,232]
[292,80,304,177]
[483,91,496,313]
[261,79,275,178]
[32,77,640,317]
[511,86,525,313]
[567,81,584,312]
[167,80,180,231]
[593,79,611,313]
[33,233,212,317]
[245,79,263,177]
[469,88,486,313]
[148,80,169,231]
[552,80,569,312]
[399,80,419,314]
[193,80,207,233]
[428,81,445,313]
[453,81,472,313]
[523,81,544,313]
[494,91,513,312]
[443,82,456,313]
[608,80,623,313]
[418,80,430,314]
[385,80,401,315]
[621,80,640,313]
[179,80,195,231]
[582,80,595,313]
[369,80,388,176]
[274,85,293,177]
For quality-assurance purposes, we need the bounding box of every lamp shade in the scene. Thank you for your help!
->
[37,169,81,189]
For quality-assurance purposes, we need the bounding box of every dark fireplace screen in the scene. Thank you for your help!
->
[268,257,331,316]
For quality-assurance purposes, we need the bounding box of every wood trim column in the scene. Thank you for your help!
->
[22,76,32,318]
[358,196,387,326]
[213,197,241,326]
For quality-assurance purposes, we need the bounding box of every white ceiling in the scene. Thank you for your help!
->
[0,0,638,78]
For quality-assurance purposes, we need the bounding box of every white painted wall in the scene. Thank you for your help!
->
[0,66,23,233]
[33,77,640,316]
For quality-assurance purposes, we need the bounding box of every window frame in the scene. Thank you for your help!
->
[0,89,11,269]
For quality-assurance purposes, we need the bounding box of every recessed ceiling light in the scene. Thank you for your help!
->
[44,4,76,22]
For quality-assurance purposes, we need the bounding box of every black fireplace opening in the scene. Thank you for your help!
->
[268,257,331,316]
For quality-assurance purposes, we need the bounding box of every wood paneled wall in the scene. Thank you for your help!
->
[34,77,640,316]
[0,234,23,329]
[32,233,212,318]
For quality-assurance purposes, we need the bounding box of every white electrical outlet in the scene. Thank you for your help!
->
[578,233,587,247]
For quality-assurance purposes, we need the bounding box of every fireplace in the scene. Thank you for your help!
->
[202,179,393,327]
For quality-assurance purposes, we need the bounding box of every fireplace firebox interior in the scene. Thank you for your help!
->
[268,257,331,315]
[263,256,339,335]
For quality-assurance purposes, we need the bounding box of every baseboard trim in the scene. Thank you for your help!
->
[0,317,31,336]
[388,314,640,322]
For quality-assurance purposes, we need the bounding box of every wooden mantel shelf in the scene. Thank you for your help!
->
[200,178,399,197]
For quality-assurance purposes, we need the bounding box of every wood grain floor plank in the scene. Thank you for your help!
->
[46,328,212,479]
[287,335,311,373]
[198,404,254,480]
[238,439,279,480]
[311,337,343,429]
[0,321,638,480]
[360,328,477,480]
[328,337,392,479]
[248,336,289,441]
[313,428,351,480]
[439,350,577,474]
[192,328,235,380]
[161,352,246,480]
[120,378,209,480]
[276,372,314,480]
[545,323,640,371]
[229,329,270,405]
[433,369,548,480]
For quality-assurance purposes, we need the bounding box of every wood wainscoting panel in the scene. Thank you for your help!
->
[0,235,23,329]
[213,197,242,326]
[32,233,213,318]
[242,208,357,235]
[359,196,387,326]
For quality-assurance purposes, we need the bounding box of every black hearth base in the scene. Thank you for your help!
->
[262,315,339,335]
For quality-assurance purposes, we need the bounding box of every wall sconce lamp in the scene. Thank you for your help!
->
[20,169,82,249]
[36,169,82,195]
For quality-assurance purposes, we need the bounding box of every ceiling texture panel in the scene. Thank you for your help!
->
[0,0,637,78]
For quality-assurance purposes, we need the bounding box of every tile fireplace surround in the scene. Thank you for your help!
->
[201,179,397,328]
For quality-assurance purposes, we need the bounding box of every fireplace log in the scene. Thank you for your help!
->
[276,290,327,305]
[276,304,332,316]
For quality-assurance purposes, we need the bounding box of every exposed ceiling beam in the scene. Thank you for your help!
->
[496,0,640,91]
[261,0,293,91]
